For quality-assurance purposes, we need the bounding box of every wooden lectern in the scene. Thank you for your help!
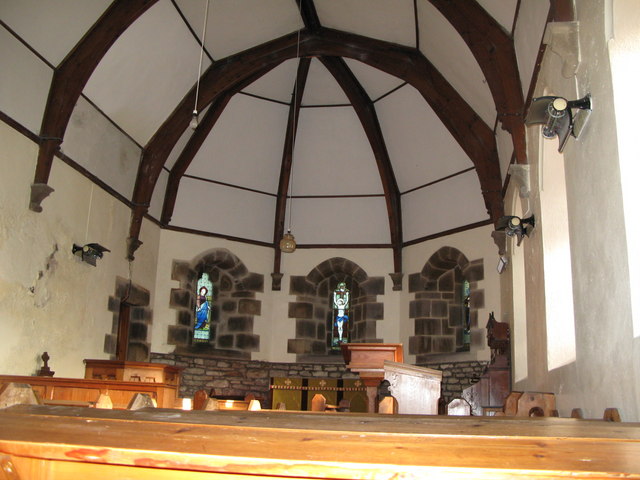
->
[341,343,403,412]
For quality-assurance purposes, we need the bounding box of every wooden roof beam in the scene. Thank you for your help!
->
[30,0,159,212]
[272,57,311,275]
[320,56,403,277]
[296,0,321,32]
[128,28,503,258]
[428,0,526,167]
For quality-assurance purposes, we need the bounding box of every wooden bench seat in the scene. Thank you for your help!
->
[1,405,640,478]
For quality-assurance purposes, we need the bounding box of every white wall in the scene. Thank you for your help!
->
[0,123,160,378]
[514,0,640,420]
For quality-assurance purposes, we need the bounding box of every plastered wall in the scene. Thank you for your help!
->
[0,123,160,378]
[507,0,640,420]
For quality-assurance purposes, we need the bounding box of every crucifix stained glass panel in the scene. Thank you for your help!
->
[331,282,350,349]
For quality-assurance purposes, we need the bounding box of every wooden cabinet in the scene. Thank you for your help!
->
[83,359,181,387]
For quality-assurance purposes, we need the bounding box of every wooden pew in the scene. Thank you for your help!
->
[1,405,640,478]
[0,374,178,409]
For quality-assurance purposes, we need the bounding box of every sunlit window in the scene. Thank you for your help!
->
[540,135,576,369]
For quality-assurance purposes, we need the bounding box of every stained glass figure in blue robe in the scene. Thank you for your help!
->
[194,273,212,341]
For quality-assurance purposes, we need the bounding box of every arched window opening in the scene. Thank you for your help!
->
[331,282,351,349]
[194,272,213,343]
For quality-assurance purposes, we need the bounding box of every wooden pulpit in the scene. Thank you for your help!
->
[341,343,403,412]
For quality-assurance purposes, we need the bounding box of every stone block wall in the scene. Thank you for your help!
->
[408,246,485,361]
[287,257,385,359]
[422,361,489,406]
[104,276,152,361]
[168,249,263,359]
[151,352,487,411]
[151,352,358,408]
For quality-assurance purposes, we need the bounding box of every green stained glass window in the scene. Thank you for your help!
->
[462,279,471,348]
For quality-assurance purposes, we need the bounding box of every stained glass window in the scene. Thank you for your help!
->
[194,272,212,342]
[331,282,350,349]
[462,279,471,348]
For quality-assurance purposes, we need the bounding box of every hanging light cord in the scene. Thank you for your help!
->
[193,0,210,121]
[287,29,302,234]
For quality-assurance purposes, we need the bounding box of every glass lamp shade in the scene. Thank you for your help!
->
[279,231,296,253]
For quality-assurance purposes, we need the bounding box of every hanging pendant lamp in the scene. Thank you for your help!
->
[280,29,302,254]
[279,230,296,253]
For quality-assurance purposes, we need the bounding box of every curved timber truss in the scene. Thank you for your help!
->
[30,0,530,283]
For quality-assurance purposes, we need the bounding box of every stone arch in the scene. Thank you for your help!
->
[408,246,484,361]
[168,248,264,359]
[287,257,385,360]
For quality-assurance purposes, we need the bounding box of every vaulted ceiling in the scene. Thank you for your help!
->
[1,0,555,275]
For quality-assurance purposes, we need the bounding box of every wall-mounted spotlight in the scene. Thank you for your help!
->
[525,94,592,152]
[72,243,110,266]
[495,215,535,247]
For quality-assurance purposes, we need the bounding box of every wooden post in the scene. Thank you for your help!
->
[311,394,327,412]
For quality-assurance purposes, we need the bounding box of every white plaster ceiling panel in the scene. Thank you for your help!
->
[476,0,518,34]
[187,95,288,194]
[0,28,52,134]
[242,60,299,104]
[288,197,391,244]
[345,59,405,101]
[315,0,416,47]
[300,59,350,106]
[417,0,496,127]
[149,169,169,220]
[514,0,550,97]
[172,177,276,242]
[402,170,489,241]
[176,0,303,60]
[0,0,110,66]
[64,97,141,199]
[83,0,208,145]
[290,107,383,196]
[375,85,472,192]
